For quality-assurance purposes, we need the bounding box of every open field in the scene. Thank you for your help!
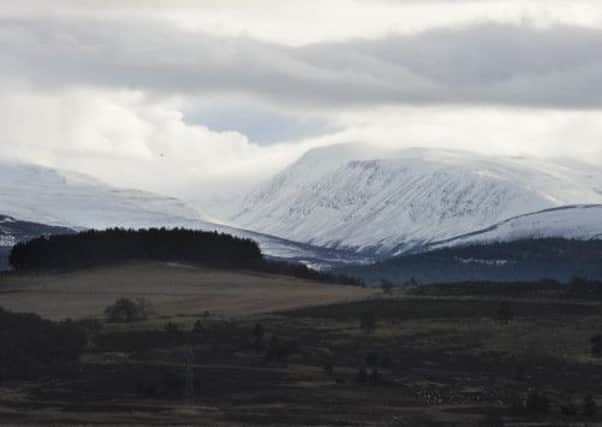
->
[1,268,602,425]
[0,262,375,320]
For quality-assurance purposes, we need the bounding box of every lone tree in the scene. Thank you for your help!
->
[104,298,152,323]
[380,280,394,295]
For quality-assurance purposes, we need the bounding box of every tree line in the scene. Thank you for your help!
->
[9,228,263,271]
[8,228,363,286]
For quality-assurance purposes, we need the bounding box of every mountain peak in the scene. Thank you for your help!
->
[230,146,602,256]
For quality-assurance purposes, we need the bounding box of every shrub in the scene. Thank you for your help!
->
[356,367,368,384]
[496,301,513,324]
[104,298,153,323]
[591,334,602,357]
[368,368,382,384]
[192,320,205,335]
[381,280,394,295]
[164,321,180,334]
[0,308,87,380]
[560,400,577,416]
[360,312,376,332]
[266,336,298,362]
[253,323,264,348]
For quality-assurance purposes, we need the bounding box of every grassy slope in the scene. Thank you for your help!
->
[0,262,375,320]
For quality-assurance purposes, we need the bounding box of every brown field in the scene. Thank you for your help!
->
[0,262,375,320]
[1,267,602,426]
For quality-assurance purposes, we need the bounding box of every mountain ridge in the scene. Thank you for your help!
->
[229,143,602,256]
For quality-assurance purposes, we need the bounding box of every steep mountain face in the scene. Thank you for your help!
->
[0,160,207,230]
[230,144,602,256]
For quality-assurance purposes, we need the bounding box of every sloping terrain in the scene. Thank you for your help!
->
[231,144,602,256]
[0,262,374,320]
[338,238,602,285]
[0,214,74,247]
[429,204,602,249]
[0,160,207,230]
[0,214,74,270]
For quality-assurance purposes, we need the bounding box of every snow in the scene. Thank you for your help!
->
[0,160,208,230]
[230,144,602,256]
[431,205,602,249]
[0,160,365,266]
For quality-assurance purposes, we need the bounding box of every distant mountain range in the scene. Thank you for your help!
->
[0,160,365,270]
[2,145,602,282]
[229,143,602,257]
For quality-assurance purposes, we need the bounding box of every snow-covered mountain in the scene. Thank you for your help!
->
[0,160,210,230]
[0,160,365,267]
[429,204,602,250]
[230,144,602,256]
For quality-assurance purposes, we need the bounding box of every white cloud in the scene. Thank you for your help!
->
[0,86,327,198]
[1,1,602,218]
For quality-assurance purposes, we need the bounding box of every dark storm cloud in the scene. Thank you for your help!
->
[2,16,602,109]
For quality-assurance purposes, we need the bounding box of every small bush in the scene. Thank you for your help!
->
[253,323,264,348]
[368,368,382,384]
[104,298,153,323]
[360,312,376,333]
[560,400,577,416]
[381,280,394,295]
[164,321,180,334]
[356,367,368,384]
[266,336,298,362]
[192,320,205,335]
[590,334,602,357]
[496,301,513,324]
[0,308,87,380]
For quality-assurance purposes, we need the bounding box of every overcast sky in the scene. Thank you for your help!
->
[2,0,602,211]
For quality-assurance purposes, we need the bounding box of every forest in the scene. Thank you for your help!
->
[8,228,362,286]
[9,228,263,271]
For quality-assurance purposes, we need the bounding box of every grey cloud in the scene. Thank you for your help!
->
[2,16,602,109]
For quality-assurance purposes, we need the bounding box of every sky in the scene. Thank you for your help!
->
[2,0,602,213]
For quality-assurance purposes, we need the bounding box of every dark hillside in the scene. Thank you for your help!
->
[338,238,602,285]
